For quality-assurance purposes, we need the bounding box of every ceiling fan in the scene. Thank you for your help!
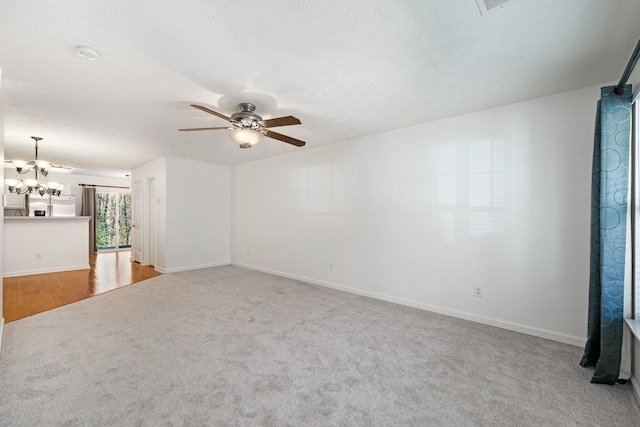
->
[179,103,305,149]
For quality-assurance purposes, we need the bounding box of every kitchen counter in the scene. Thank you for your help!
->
[5,216,91,220]
[4,216,91,277]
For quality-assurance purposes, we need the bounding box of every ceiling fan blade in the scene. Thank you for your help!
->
[190,104,233,122]
[260,116,301,128]
[178,127,230,131]
[264,130,306,147]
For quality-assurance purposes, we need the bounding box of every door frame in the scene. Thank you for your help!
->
[142,177,155,266]
[132,176,157,267]
[132,180,143,263]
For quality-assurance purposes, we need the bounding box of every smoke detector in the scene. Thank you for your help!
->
[75,45,101,61]
[476,0,511,15]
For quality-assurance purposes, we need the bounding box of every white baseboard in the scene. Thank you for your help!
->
[632,375,640,408]
[3,264,91,278]
[231,261,586,347]
[162,261,230,274]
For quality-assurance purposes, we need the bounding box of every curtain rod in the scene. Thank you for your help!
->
[614,37,640,95]
[79,183,131,190]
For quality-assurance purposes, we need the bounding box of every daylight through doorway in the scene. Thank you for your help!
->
[97,192,132,251]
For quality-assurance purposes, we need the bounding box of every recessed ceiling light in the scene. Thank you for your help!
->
[75,45,100,61]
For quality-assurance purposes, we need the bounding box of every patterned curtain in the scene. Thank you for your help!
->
[81,186,98,253]
[580,84,632,384]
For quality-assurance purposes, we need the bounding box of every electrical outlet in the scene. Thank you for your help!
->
[329,263,335,271]
[246,250,250,256]
[35,253,42,260]
[473,286,483,297]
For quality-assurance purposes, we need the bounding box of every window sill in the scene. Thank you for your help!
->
[625,319,640,340]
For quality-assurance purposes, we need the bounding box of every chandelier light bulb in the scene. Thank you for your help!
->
[24,178,39,188]
[36,160,51,170]
[12,159,28,169]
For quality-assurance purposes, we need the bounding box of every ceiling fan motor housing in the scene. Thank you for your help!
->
[230,103,263,124]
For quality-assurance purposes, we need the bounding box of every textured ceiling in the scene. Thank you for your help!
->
[1,0,640,178]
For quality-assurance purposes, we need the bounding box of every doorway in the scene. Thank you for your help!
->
[131,177,156,266]
[96,192,132,251]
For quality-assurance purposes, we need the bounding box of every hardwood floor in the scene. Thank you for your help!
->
[3,251,162,323]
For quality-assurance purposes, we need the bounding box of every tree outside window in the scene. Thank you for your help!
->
[96,192,132,250]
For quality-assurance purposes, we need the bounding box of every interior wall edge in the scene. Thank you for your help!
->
[231,261,586,347]
[162,261,231,275]
[631,375,640,407]
[0,317,4,353]
[0,67,5,332]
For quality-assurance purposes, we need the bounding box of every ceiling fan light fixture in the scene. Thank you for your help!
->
[229,128,263,147]
[181,103,305,147]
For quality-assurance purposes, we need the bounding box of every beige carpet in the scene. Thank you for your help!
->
[0,265,638,426]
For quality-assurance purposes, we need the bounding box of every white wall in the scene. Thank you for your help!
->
[232,84,601,346]
[165,157,230,272]
[132,156,230,274]
[4,217,90,276]
[0,68,5,344]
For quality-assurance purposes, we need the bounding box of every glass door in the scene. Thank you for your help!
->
[96,192,132,251]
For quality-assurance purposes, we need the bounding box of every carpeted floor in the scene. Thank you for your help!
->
[0,265,638,426]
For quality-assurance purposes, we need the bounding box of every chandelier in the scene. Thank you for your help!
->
[5,136,65,196]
